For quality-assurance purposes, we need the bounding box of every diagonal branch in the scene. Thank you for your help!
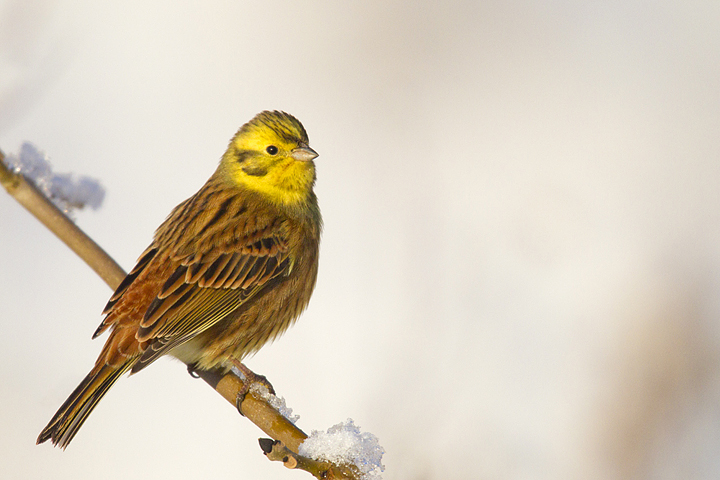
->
[1,149,357,479]
[0,150,125,287]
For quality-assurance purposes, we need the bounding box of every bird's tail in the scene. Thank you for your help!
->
[37,361,134,448]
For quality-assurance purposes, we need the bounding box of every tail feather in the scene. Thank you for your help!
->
[37,361,134,448]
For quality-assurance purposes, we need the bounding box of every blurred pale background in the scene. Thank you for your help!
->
[2,1,719,479]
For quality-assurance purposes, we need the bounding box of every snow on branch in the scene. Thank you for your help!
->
[300,419,385,480]
[2,143,104,217]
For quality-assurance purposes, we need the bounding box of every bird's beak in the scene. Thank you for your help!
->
[291,145,319,162]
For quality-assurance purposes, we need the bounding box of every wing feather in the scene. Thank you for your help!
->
[215,253,243,287]
[157,265,189,299]
[93,247,158,339]
[95,188,294,373]
[101,247,157,315]
[131,228,290,371]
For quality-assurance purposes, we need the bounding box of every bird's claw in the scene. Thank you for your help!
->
[231,360,275,416]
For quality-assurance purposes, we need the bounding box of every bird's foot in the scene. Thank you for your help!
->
[231,359,275,415]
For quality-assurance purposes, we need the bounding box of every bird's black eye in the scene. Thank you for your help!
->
[266,145,278,155]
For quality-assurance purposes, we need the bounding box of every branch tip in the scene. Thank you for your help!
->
[258,437,275,454]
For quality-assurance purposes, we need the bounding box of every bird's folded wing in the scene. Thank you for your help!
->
[129,232,292,372]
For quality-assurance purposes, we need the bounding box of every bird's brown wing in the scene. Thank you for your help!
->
[93,246,158,339]
[130,228,293,372]
[93,208,293,373]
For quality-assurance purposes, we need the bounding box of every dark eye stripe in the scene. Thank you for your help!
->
[236,150,252,163]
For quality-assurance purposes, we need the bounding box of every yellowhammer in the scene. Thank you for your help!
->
[37,110,321,448]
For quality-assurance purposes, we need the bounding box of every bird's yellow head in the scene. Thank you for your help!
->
[219,111,318,207]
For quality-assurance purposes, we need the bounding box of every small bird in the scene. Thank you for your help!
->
[37,111,321,448]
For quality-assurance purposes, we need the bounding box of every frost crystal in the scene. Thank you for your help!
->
[2,143,105,217]
[266,391,300,424]
[299,419,385,480]
[249,383,300,424]
[230,364,300,424]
